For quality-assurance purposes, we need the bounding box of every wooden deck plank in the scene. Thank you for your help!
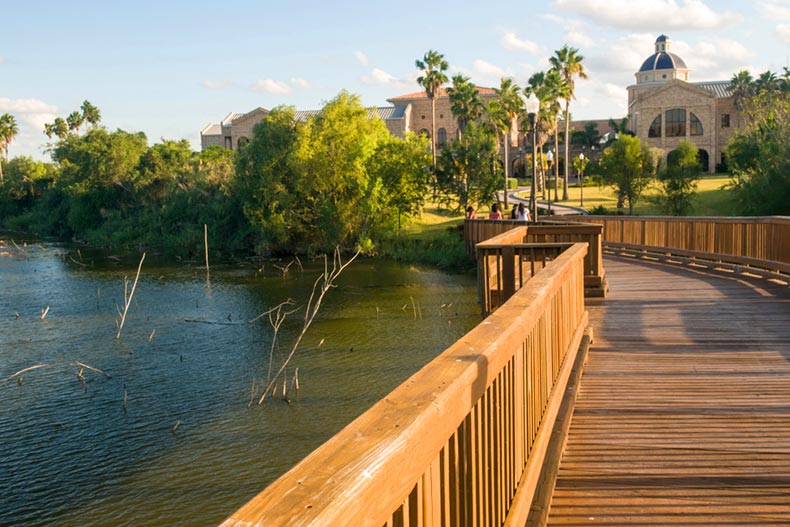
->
[546,256,790,526]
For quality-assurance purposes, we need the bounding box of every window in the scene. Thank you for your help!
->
[437,128,447,148]
[418,128,430,138]
[690,113,703,136]
[648,114,662,138]
[237,137,249,149]
[721,114,730,128]
[665,109,686,137]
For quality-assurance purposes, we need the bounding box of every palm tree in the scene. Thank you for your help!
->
[550,44,587,200]
[446,74,483,139]
[416,50,449,166]
[524,71,559,196]
[67,111,85,133]
[0,113,19,185]
[755,70,778,94]
[543,69,569,202]
[52,117,69,139]
[493,77,523,206]
[487,101,511,206]
[81,100,101,129]
[730,70,754,110]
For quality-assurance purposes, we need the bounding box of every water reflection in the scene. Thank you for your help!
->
[0,240,478,527]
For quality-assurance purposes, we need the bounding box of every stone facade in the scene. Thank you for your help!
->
[626,35,738,172]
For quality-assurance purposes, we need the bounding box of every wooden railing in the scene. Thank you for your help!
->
[219,243,589,527]
[561,216,790,276]
[465,220,607,297]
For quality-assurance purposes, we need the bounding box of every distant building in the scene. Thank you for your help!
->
[202,35,740,174]
[627,35,738,172]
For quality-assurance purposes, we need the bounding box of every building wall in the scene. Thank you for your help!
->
[628,80,734,172]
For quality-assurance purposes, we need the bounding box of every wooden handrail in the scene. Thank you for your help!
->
[561,216,790,274]
[219,243,589,527]
[465,220,607,297]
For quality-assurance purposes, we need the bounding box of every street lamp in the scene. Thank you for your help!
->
[546,149,554,216]
[577,152,589,208]
[525,94,539,223]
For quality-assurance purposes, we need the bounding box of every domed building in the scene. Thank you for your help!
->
[627,35,737,172]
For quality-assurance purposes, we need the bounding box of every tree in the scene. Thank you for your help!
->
[726,90,790,215]
[658,141,701,216]
[415,50,449,166]
[446,74,483,138]
[524,71,559,195]
[434,121,501,210]
[598,134,656,214]
[45,117,69,140]
[755,70,779,94]
[730,70,754,113]
[67,111,85,133]
[235,106,302,254]
[550,44,587,200]
[293,91,392,253]
[492,77,523,205]
[81,100,101,129]
[0,156,56,215]
[367,133,431,231]
[0,113,19,184]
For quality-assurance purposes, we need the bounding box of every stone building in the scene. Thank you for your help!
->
[627,35,737,172]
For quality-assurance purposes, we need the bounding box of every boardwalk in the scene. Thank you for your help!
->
[547,255,790,526]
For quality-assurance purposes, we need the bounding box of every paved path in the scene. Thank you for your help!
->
[547,255,790,526]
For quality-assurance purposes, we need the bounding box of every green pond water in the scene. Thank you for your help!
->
[0,239,480,526]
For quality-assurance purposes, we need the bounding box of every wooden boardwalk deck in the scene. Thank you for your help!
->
[547,255,790,526]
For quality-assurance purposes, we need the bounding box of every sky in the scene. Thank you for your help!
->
[2,0,790,161]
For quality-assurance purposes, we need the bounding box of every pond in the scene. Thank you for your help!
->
[0,239,480,527]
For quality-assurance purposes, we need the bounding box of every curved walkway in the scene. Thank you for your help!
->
[547,255,790,525]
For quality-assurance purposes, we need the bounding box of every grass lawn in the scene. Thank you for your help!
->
[519,174,737,216]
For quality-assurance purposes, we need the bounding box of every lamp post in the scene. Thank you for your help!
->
[525,94,539,223]
[546,149,554,216]
[576,152,589,208]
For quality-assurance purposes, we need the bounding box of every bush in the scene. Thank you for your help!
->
[507,177,519,190]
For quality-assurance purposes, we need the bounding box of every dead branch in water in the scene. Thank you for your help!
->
[40,306,50,320]
[258,248,359,406]
[116,253,146,339]
[2,363,50,382]
[204,223,210,282]
[71,361,112,379]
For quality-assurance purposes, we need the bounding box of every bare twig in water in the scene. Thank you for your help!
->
[71,361,112,379]
[410,296,417,320]
[294,255,303,272]
[247,379,256,409]
[258,248,359,406]
[172,420,181,435]
[148,329,156,343]
[204,223,210,281]
[40,306,50,320]
[2,363,50,382]
[116,253,146,339]
[123,384,128,413]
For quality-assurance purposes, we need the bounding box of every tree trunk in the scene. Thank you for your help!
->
[563,102,570,200]
[503,130,509,207]
[554,127,560,202]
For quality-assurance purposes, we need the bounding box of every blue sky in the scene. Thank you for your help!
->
[2,0,789,160]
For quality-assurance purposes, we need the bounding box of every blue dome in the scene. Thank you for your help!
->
[639,52,687,72]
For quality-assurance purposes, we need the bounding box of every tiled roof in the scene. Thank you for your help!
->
[221,112,244,126]
[694,80,733,98]
[293,106,406,123]
[388,86,497,101]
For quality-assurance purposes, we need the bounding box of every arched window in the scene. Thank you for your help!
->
[418,128,430,138]
[437,128,447,148]
[665,109,686,137]
[648,115,662,138]
[690,112,703,136]
[237,137,250,150]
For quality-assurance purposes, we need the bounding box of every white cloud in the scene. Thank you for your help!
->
[567,30,596,47]
[554,0,741,30]
[759,0,790,20]
[362,68,397,85]
[251,79,293,94]
[672,38,754,79]
[201,80,232,90]
[501,31,541,54]
[777,24,790,43]
[291,77,311,89]
[473,59,508,78]
[354,51,369,66]
[0,97,59,158]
